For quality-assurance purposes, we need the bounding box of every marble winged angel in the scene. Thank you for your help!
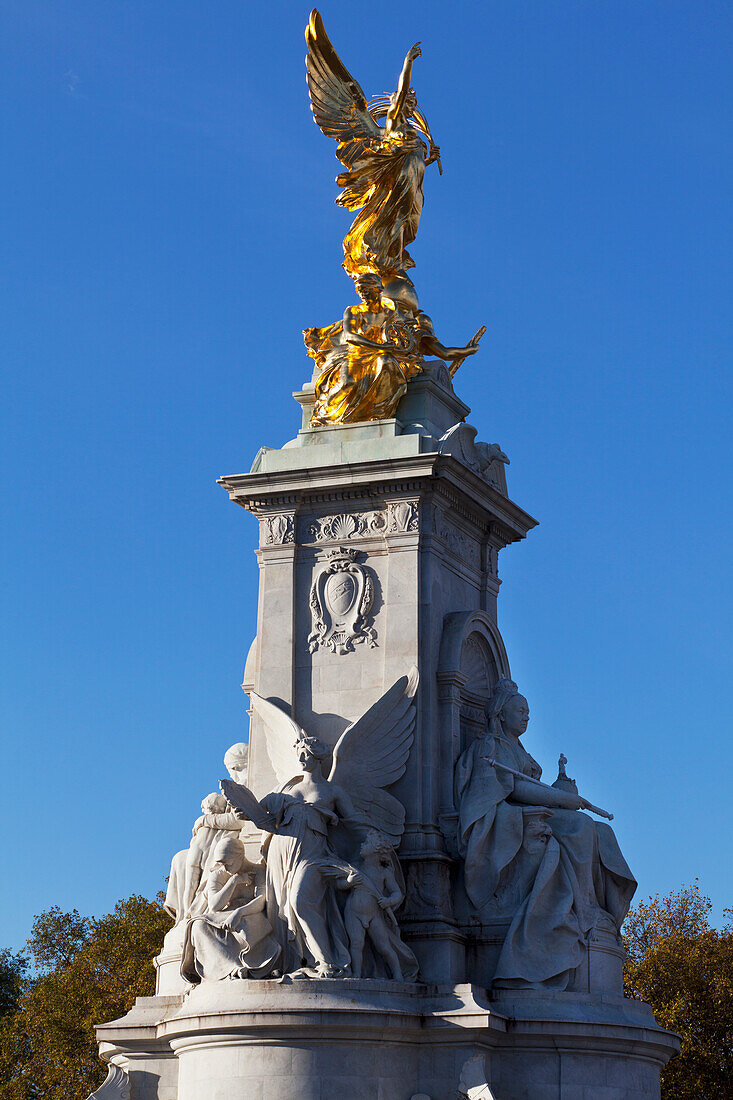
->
[221,668,418,979]
[305,9,441,281]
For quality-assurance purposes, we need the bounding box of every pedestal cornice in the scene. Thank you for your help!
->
[218,453,538,549]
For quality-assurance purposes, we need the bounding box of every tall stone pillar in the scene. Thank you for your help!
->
[219,370,537,982]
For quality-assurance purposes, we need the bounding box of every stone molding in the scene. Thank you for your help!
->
[437,612,511,699]
[85,1064,130,1100]
[306,510,387,542]
[218,454,539,551]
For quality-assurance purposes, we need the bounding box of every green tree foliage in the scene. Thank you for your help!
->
[623,883,733,1100]
[0,895,171,1100]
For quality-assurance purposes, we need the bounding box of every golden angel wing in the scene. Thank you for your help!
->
[305,9,381,167]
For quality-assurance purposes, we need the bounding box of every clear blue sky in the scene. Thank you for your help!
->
[2,0,731,951]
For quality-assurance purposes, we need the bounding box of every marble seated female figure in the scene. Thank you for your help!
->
[180,836,280,984]
[454,678,636,989]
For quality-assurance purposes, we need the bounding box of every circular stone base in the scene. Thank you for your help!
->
[149,980,678,1100]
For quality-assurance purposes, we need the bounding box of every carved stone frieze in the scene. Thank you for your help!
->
[262,513,295,545]
[387,500,419,533]
[400,859,454,923]
[435,508,479,567]
[308,546,377,655]
[307,510,386,542]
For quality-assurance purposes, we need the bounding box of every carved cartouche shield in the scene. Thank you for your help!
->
[308,546,377,655]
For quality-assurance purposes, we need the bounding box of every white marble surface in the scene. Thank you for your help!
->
[97,981,678,1100]
[97,391,677,1097]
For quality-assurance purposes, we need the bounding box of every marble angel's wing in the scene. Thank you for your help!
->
[305,9,382,168]
[329,667,419,845]
[249,692,303,788]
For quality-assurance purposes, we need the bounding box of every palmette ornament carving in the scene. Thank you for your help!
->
[388,500,419,533]
[308,546,377,654]
[308,511,386,542]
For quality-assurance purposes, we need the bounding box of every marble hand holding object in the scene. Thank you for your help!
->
[454,677,636,990]
[220,668,418,979]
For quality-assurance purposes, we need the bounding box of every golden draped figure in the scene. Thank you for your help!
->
[305,275,423,426]
[305,275,484,427]
[305,10,441,280]
[303,11,485,427]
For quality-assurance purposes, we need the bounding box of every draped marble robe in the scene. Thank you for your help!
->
[180,865,280,984]
[454,732,636,988]
[260,792,352,976]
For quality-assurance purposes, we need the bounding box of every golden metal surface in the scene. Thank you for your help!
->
[305,10,439,281]
[305,275,484,427]
[303,11,485,427]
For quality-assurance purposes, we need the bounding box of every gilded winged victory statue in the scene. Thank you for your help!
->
[303,10,484,426]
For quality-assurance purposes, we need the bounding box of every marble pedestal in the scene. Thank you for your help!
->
[97,980,678,1100]
[217,372,537,984]
[94,370,679,1098]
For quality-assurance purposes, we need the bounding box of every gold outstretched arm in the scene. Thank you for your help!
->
[385,42,421,133]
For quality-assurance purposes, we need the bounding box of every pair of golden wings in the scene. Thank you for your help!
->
[305,9,432,169]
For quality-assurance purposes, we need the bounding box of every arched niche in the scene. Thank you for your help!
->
[437,612,511,816]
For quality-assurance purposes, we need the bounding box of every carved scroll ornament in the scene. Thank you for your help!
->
[86,1064,130,1100]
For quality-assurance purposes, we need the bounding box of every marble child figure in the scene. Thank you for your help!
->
[454,677,637,989]
[164,792,241,923]
[323,830,419,982]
